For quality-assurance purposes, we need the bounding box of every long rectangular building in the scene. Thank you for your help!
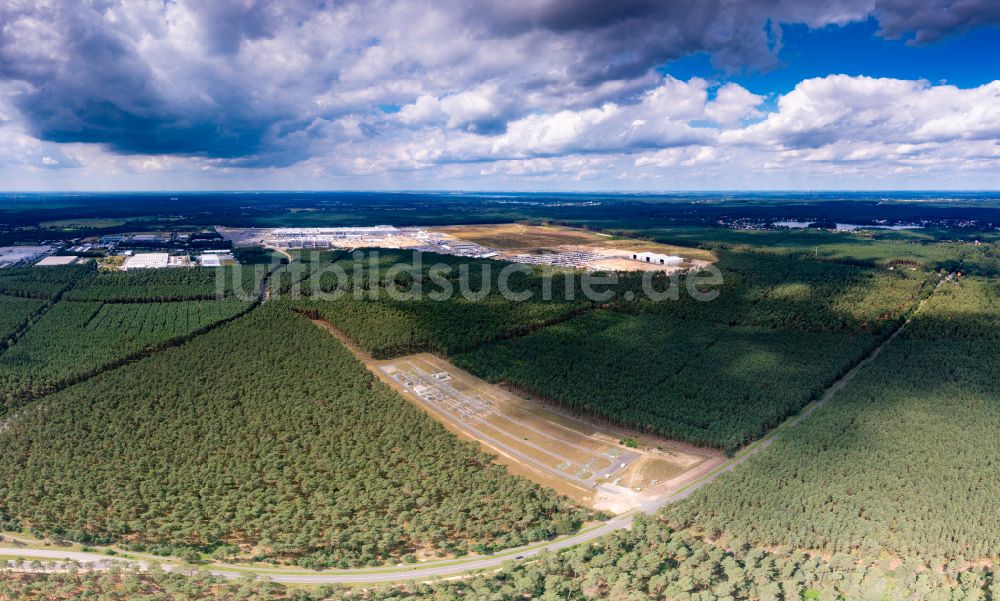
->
[0,246,52,268]
[122,253,190,270]
[631,252,682,265]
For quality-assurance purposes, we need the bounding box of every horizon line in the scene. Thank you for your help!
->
[2,189,1000,195]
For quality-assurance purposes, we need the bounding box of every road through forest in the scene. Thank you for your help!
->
[0,276,942,584]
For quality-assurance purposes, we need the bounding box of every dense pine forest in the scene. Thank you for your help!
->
[283,249,596,356]
[291,250,929,446]
[4,518,996,600]
[297,295,586,357]
[0,264,268,409]
[669,277,1000,562]
[392,518,998,600]
[0,295,45,345]
[630,251,930,334]
[0,304,588,567]
[453,252,930,450]
[453,310,873,449]
[0,299,254,408]
[62,266,260,302]
[0,218,997,600]
[0,265,92,300]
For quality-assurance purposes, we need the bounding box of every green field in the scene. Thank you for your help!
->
[0,304,589,567]
[669,277,1000,562]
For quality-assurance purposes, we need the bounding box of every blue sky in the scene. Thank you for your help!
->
[1,1,999,191]
[663,20,1000,94]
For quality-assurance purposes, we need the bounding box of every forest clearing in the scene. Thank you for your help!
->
[434,223,716,271]
[310,316,719,513]
[434,223,716,262]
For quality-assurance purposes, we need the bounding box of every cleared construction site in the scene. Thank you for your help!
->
[376,353,721,513]
[219,223,715,273]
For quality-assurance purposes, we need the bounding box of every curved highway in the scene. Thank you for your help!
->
[0,280,936,584]
[0,433,773,584]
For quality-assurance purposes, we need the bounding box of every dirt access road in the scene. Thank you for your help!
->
[0,282,938,584]
[314,318,721,513]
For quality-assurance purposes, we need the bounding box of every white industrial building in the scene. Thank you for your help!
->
[196,251,234,267]
[271,226,399,241]
[0,246,51,268]
[35,256,79,266]
[631,252,682,265]
[268,226,405,249]
[122,253,189,270]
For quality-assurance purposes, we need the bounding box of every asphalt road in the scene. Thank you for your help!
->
[0,278,937,585]
[0,438,775,584]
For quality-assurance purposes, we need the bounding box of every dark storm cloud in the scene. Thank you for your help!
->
[477,0,1000,81]
[874,0,1000,42]
[8,13,263,156]
[475,0,886,82]
[0,0,996,166]
[0,1,311,163]
[185,0,327,55]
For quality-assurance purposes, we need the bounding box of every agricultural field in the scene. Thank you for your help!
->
[0,304,589,567]
[438,223,618,252]
[0,299,251,407]
[669,277,1000,562]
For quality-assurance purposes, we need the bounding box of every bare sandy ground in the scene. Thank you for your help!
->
[309,317,719,514]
